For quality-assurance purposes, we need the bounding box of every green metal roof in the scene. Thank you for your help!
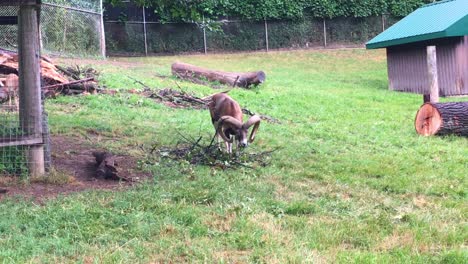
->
[366,0,468,49]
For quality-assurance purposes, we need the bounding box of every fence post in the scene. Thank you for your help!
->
[382,14,385,31]
[323,19,327,47]
[203,15,207,54]
[264,18,269,52]
[62,9,67,51]
[426,46,439,103]
[99,0,106,57]
[18,3,45,177]
[142,6,148,56]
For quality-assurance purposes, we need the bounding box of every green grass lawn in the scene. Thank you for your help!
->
[1,49,467,263]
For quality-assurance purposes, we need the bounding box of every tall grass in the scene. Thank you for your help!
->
[0,49,466,263]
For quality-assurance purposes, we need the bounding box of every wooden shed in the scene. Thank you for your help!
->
[366,0,468,97]
[0,0,46,176]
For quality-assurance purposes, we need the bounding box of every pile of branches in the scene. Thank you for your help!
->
[151,134,277,170]
[0,49,102,98]
[130,76,281,123]
[142,88,208,109]
[142,87,281,123]
[45,64,101,97]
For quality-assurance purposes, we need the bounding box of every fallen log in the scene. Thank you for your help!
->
[42,77,98,97]
[415,102,468,136]
[171,62,266,88]
[42,77,95,91]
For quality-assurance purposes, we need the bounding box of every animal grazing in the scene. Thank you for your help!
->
[0,74,19,112]
[208,92,261,153]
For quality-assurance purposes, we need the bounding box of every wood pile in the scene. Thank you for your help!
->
[0,51,99,100]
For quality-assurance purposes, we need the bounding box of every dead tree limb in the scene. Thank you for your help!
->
[171,62,266,88]
[41,77,95,90]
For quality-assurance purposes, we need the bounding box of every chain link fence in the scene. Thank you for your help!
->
[104,3,402,56]
[0,6,18,51]
[41,1,104,57]
[0,1,104,56]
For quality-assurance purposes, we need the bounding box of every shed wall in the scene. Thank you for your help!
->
[387,36,468,96]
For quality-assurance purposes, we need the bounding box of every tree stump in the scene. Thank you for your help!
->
[415,102,468,136]
[171,62,266,88]
[92,151,119,180]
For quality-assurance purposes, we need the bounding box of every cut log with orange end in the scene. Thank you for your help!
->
[415,102,468,136]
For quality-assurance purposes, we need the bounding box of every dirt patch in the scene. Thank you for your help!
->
[0,135,152,202]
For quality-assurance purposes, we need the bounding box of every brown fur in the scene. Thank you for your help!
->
[4,74,19,111]
[209,93,243,124]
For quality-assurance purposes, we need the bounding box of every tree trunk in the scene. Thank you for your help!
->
[171,62,266,88]
[415,102,468,136]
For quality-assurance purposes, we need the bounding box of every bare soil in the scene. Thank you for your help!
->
[0,135,152,202]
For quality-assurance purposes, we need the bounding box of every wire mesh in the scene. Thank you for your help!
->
[104,12,400,56]
[105,22,145,55]
[0,6,19,52]
[206,20,266,52]
[0,4,52,177]
[326,16,383,46]
[104,0,142,21]
[147,23,204,54]
[46,0,101,13]
[0,108,38,178]
[41,3,102,57]
[384,14,403,30]
[267,18,324,49]
[0,74,48,177]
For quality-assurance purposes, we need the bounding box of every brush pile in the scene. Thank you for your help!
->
[152,135,277,170]
[142,88,208,109]
[141,87,281,124]
[0,49,100,98]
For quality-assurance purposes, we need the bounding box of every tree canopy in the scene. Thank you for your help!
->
[105,0,435,22]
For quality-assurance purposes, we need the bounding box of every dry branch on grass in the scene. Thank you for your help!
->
[129,76,281,124]
[144,88,208,109]
[151,134,278,170]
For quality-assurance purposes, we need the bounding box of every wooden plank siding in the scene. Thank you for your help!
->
[387,46,429,94]
[456,36,468,96]
[387,36,468,96]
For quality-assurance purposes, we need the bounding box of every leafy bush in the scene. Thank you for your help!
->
[105,0,434,22]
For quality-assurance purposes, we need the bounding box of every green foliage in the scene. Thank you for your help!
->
[0,120,28,177]
[105,0,435,21]
[0,147,28,177]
